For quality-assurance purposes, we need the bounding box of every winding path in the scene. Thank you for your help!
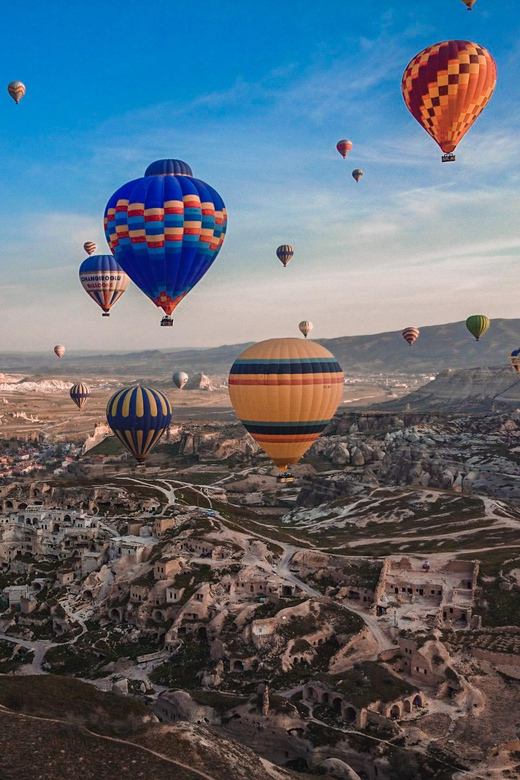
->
[0,704,217,780]
[0,631,55,674]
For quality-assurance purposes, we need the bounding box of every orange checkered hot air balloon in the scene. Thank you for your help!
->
[402,40,497,161]
[461,0,477,9]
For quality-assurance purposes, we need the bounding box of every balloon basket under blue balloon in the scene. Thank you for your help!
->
[102,312,110,317]
[161,316,174,327]
[442,153,456,163]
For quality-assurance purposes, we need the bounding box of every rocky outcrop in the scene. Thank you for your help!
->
[381,366,520,413]
[184,372,226,392]
[178,423,259,461]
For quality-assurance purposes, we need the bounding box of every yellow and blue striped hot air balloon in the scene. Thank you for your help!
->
[228,338,344,471]
[70,383,91,410]
[106,385,172,464]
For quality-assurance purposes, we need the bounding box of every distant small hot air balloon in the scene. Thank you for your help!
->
[70,383,91,410]
[106,385,172,464]
[7,81,25,104]
[299,321,313,338]
[466,315,490,341]
[352,169,363,182]
[461,0,476,9]
[79,254,130,317]
[172,371,189,390]
[276,245,294,268]
[336,140,353,159]
[402,327,419,346]
[54,345,65,359]
[510,349,520,373]
[83,241,97,256]
[402,41,496,161]
[229,338,343,472]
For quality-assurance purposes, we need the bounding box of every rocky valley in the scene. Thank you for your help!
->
[0,395,519,780]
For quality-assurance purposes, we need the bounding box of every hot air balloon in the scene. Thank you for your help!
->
[510,349,520,373]
[79,255,130,317]
[276,245,294,268]
[461,0,476,9]
[352,169,363,182]
[299,321,313,338]
[83,241,97,256]
[106,385,172,464]
[402,41,497,161]
[229,338,344,473]
[7,81,25,104]
[54,345,65,359]
[402,327,420,346]
[172,371,189,390]
[466,315,490,341]
[104,159,227,327]
[70,383,91,410]
[336,140,353,159]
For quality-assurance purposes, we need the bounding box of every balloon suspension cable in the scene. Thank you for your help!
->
[442,153,456,163]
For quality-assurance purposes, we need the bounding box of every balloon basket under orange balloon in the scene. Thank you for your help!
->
[102,312,110,317]
[442,154,456,163]
[161,316,174,327]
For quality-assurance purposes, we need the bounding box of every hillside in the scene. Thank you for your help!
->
[0,675,311,780]
[380,365,520,412]
[2,317,520,378]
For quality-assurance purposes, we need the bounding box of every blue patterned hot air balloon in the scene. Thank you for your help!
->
[70,383,91,410]
[106,385,172,463]
[79,255,130,316]
[104,159,227,326]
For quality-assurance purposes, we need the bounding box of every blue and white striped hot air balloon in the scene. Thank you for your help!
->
[79,254,130,317]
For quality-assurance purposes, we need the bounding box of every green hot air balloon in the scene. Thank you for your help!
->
[466,315,490,342]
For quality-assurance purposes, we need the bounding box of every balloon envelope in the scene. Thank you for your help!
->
[336,140,353,158]
[461,0,476,8]
[352,169,363,182]
[83,241,97,256]
[7,81,25,104]
[402,41,496,156]
[466,315,490,341]
[298,321,313,338]
[276,245,294,267]
[172,371,189,390]
[79,254,130,316]
[402,327,420,346]
[228,338,344,471]
[54,345,65,358]
[70,383,91,410]
[104,159,227,320]
[106,385,172,463]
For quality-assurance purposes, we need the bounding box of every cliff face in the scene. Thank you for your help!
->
[381,366,520,413]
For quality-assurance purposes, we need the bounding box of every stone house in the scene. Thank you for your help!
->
[302,679,425,729]
[166,584,186,603]
[154,558,182,580]
[130,582,151,604]
[395,638,445,686]
[57,570,75,587]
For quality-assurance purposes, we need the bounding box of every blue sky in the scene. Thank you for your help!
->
[1,0,519,352]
